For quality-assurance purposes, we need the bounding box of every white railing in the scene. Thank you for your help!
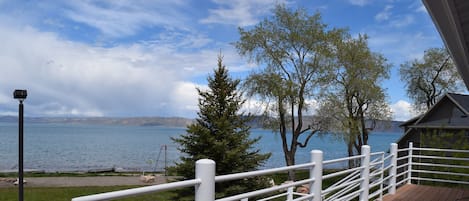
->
[400,142,469,186]
[72,142,468,201]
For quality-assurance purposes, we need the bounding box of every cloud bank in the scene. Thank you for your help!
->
[0,21,243,117]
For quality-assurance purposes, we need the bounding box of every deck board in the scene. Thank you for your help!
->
[382,184,469,201]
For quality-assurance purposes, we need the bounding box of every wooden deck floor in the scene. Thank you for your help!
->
[382,184,469,201]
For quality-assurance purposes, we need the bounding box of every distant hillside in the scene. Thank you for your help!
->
[0,116,17,123]
[367,120,404,133]
[0,116,403,132]
[247,116,403,133]
[0,116,194,127]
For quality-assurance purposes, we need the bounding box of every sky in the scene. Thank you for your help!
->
[0,0,449,120]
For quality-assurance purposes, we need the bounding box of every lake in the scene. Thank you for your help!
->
[0,122,402,172]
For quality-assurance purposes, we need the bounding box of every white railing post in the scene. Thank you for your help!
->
[389,143,398,195]
[286,187,294,201]
[195,159,215,201]
[407,142,413,184]
[311,150,323,201]
[379,152,385,200]
[359,145,370,201]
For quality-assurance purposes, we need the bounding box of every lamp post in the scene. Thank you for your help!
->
[13,89,27,201]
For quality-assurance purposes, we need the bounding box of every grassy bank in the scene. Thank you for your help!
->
[0,186,175,201]
[0,171,149,178]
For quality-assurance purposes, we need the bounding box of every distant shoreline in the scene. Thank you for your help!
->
[0,116,403,132]
[0,116,194,127]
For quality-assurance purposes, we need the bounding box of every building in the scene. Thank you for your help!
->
[398,93,469,148]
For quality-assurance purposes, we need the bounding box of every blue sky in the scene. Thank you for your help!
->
[0,0,448,120]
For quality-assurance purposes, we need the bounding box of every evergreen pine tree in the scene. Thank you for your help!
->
[170,55,271,198]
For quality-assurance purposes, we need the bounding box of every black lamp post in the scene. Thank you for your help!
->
[13,89,27,201]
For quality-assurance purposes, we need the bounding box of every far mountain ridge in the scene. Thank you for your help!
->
[0,116,403,133]
[0,116,194,127]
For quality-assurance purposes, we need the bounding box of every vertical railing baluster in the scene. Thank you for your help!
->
[389,143,398,195]
[407,142,413,184]
[286,187,294,201]
[359,145,370,201]
[311,150,323,201]
[379,152,385,200]
[195,159,215,201]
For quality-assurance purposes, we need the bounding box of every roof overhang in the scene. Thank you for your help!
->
[423,0,469,90]
[408,125,469,129]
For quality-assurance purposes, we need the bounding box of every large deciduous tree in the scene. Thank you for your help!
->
[235,5,344,180]
[317,34,391,167]
[170,55,271,198]
[400,47,462,112]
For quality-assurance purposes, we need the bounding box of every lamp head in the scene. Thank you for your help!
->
[13,90,27,101]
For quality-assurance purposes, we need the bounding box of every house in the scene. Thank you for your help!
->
[397,93,469,148]
[412,0,469,148]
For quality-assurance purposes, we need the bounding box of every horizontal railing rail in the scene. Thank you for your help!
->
[216,179,315,201]
[215,162,315,182]
[413,147,469,153]
[71,179,201,201]
[405,143,469,187]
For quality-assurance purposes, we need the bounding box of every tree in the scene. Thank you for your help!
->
[400,47,462,112]
[235,5,344,180]
[317,34,391,167]
[170,55,271,198]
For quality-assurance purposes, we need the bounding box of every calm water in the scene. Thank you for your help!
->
[0,122,402,172]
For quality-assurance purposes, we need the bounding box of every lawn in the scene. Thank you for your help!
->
[0,186,176,201]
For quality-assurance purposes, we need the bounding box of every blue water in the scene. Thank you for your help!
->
[0,122,402,172]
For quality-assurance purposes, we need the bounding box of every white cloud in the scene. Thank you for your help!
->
[315,5,328,10]
[389,15,415,28]
[367,31,439,64]
[62,1,190,38]
[0,20,245,117]
[200,0,286,26]
[169,82,206,117]
[390,100,415,121]
[375,5,393,21]
[241,98,319,116]
[416,5,427,13]
[242,98,266,115]
[373,4,417,28]
[347,0,372,7]
[408,1,427,13]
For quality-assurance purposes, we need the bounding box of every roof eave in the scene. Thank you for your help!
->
[423,0,469,90]
[408,124,469,129]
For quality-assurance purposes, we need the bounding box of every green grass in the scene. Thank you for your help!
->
[0,186,176,201]
[0,172,154,178]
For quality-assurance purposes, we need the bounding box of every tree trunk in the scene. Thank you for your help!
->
[359,107,368,146]
[280,138,297,181]
[285,150,296,181]
[347,141,354,168]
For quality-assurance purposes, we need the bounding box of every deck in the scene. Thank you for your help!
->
[383,184,469,201]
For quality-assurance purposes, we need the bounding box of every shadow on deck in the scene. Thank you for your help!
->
[383,184,469,201]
